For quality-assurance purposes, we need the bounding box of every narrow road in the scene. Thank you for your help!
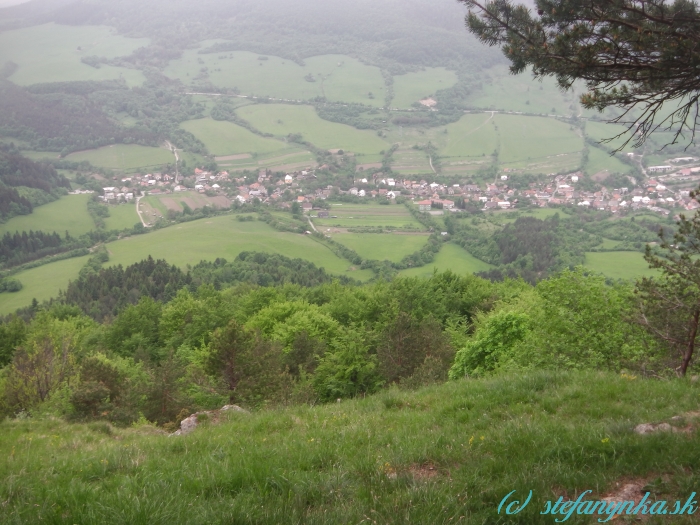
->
[165,140,180,183]
[429,155,437,174]
[135,195,149,227]
[307,216,318,233]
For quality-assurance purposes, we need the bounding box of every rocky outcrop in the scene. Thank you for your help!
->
[170,404,249,436]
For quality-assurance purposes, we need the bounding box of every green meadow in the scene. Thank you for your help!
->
[494,113,583,165]
[584,251,658,280]
[6,371,696,524]
[104,203,140,231]
[180,118,293,157]
[335,233,429,263]
[441,113,499,158]
[585,145,634,176]
[106,216,372,279]
[218,150,317,172]
[399,243,493,278]
[313,204,423,230]
[0,23,147,86]
[391,67,458,109]
[64,145,174,171]
[390,148,433,174]
[585,120,637,154]
[237,104,389,154]
[166,49,385,106]
[465,65,576,115]
[0,255,90,315]
[0,194,93,237]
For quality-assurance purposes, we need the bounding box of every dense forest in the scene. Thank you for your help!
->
[0,144,70,221]
[0,249,674,428]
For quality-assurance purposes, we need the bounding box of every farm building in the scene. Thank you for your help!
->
[417,200,432,212]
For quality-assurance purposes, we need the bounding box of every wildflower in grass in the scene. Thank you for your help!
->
[621,373,637,380]
[480,436,485,441]
[469,435,475,446]
[601,438,610,443]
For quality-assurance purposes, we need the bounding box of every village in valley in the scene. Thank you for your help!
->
[95,153,700,222]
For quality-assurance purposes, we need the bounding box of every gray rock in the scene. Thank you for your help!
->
[221,404,249,413]
[170,404,249,436]
[634,422,674,434]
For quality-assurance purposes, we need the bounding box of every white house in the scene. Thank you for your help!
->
[285,174,293,184]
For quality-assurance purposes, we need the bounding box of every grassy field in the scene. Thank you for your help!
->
[0,194,93,236]
[105,216,373,279]
[236,104,388,154]
[441,113,499,158]
[585,120,637,153]
[495,114,583,165]
[399,243,493,278]
[138,192,232,224]
[0,23,147,86]
[165,49,385,106]
[0,255,90,315]
[584,251,658,280]
[464,65,577,115]
[64,145,174,172]
[4,371,698,523]
[218,150,317,172]
[585,145,634,176]
[334,233,429,263]
[491,207,567,224]
[104,203,140,231]
[390,148,433,174]
[180,118,294,157]
[391,68,458,109]
[314,204,424,230]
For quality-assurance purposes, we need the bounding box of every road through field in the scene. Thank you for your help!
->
[135,196,148,227]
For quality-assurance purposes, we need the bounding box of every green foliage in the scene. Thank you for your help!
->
[313,331,383,401]
[449,310,530,378]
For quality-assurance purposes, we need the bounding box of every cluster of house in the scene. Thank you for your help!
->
[97,155,700,217]
[100,169,231,202]
[100,186,134,202]
[520,169,700,215]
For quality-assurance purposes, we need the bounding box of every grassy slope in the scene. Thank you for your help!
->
[0,23,147,86]
[64,145,174,171]
[165,49,385,106]
[313,204,423,230]
[495,114,583,164]
[465,65,575,115]
[104,204,140,231]
[236,104,388,154]
[392,68,458,109]
[441,113,499,158]
[585,146,634,176]
[180,118,294,157]
[399,243,493,278]
[0,255,90,314]
[105,216,372,278]
[1,371,698,524]
[586,121,637,154]
[584,251,658,280]
[335,233,429,263]
[0,194,93,237]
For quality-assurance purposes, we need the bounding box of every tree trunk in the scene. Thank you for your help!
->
[680,309,700,377]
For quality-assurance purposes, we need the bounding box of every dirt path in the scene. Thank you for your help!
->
[135,196,149,227]
[164,140,180,182]
[307,216,318,233]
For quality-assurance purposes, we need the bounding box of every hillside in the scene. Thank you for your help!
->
[1,371,698,523]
